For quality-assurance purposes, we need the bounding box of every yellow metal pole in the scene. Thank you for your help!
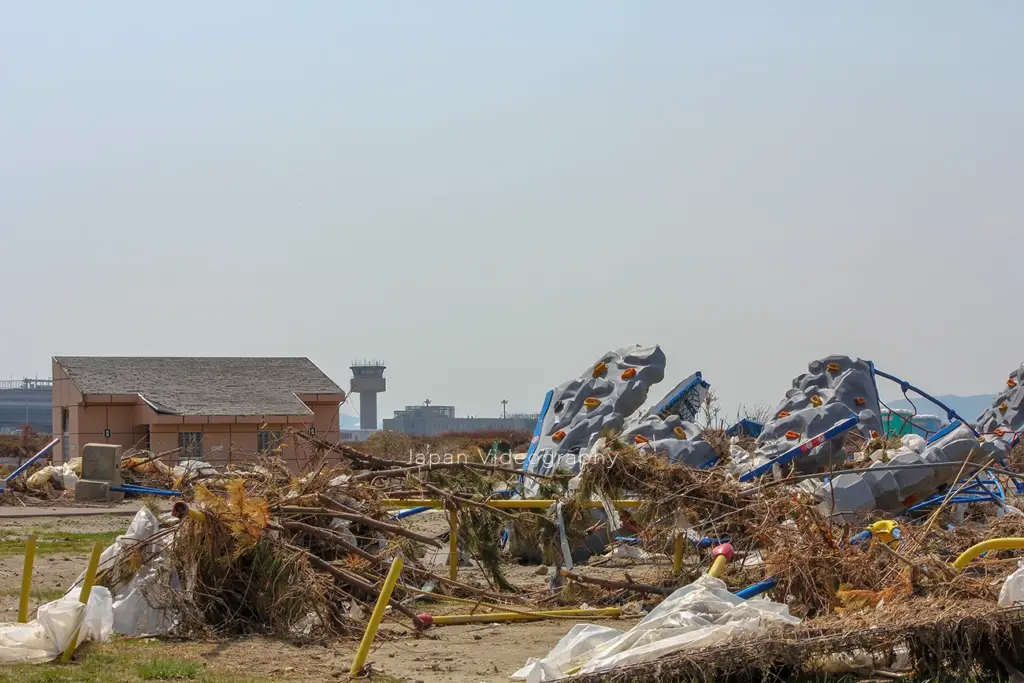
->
[672,534,684,575]
[953,537,1024,570]
[424,607,620,626]
[61,542,103,664]
[349,556,404,676]
[381,499,643,510]
[707,555,729,578]
[18,535,37,623]
[448,509,459,581]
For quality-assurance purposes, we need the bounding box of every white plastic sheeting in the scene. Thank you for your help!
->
[1000,560,1024,607]
[0,587,112,665]
[70,507,178,637]
[511,575,800,682]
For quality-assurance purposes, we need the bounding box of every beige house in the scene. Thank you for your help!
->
[51,357,345,468]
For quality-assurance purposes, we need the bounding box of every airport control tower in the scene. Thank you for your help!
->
[350,361,386,430]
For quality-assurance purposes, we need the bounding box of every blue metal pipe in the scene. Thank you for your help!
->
[739,416,860,482]
[1,438,60,489]
[735,577,777,599]
[872,367,979,436]
[391,505,432,521]
[111,484,178,497]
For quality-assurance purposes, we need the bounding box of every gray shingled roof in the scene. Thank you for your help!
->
[54,357,342,416]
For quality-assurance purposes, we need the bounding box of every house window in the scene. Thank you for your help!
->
[258,430,284,454]
[178,432,203,460]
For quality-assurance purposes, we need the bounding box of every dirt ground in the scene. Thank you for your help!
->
[0,508,676,682]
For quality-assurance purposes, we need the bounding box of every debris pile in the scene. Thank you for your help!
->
[6,345,1024,682]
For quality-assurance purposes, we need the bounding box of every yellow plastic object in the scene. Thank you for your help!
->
[381,499,643,510]
[827,363,841,373]
[672,535,684,575]
[584,397,601,409]
[810,395,822,407]
[673,426,687,439]
[592,362,608,378]
[708,555,729,578]
[953,538,1024,571]
[621,368,637,380]
[18,536,36,623]
[350,556,404,676]
[425,607,619,626]
[552,430,566,443]
[61,542,103,663]
[448,510,459,581]
[866,520,901,549]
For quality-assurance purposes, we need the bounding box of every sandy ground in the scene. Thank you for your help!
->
[0,508,678,682]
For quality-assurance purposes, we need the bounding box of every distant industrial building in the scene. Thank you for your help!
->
[0,378,53,434]
[382,402,538,436]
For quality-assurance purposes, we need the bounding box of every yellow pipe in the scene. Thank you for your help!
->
[672,535,684,575]
[61,542,103,663]
[349,556,404,676]
[18,535,36,623]
[448,509,459,581]
[708,555,728,578]
[953,537,1024,570]
[425,607,620,626]
[382,499,643,510]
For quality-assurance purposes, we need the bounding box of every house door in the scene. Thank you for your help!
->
[61,408,70,463]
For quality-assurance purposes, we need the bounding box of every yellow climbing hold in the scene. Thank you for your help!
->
[584,397,601,409]
[592,362,608,378]
[673,426,687,439]
[827,363,841,373]
[810,395,822,407]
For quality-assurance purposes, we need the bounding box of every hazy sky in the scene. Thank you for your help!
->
[3,3,1023,424]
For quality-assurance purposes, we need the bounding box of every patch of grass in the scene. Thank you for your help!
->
[136,658,202,680]
[0,641,266,683]
[0,529,121,556]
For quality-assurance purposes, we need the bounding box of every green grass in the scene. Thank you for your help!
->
[0,646,267,683]
[136,659,202,680]
[0,529,121,556]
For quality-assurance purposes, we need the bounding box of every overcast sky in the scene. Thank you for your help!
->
[2,2,1022,424]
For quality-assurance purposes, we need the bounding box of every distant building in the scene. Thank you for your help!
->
[51,356,345,466]
[382,403,538,436]
[340,428,375,443]
[0,379,53,434]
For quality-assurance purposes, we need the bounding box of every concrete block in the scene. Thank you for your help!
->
[81,443,122,482]
[863,465,902,510]
[75,479,124,504]
[816,473,875,522]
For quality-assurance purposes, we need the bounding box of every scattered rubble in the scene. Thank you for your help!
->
[5,347,1024,681]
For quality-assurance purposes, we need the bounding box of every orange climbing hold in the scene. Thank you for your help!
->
[827,363,841,373]
[855,397,866,406]
[634,434,650,444]
[552,430,566,442]
[621,368,637,380]
[1009,378,1018,388]
[1001,403,1009,412]
[592,362,608,378]
[785,430,800,440]
[870,430,880,439]
[778,410,791,419]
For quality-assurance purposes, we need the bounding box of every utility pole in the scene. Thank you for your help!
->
[501,399,508,419]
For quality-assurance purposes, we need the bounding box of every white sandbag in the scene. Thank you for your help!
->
[0,587,112,665]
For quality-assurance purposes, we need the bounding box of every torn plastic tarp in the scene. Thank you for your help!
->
[511,574,800,682]
[0,587,112,665]
[70,507,179,636]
